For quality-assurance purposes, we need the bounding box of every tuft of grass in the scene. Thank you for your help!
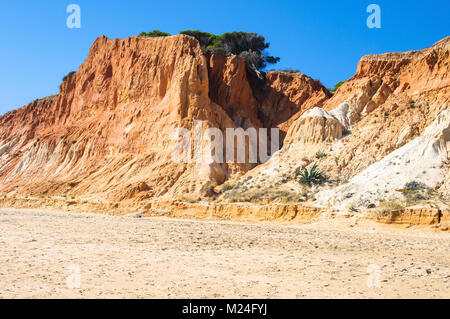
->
[221,183,233,192]
[378,200,404,211]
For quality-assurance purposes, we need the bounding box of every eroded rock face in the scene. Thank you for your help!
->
[1,34,448,213]
[0,35,328,202]
[325,36,450,117]
[207,59,331,141]
[315,37,450,185]
[258,71,331,135]
[0,35,217,200]
[283,37,450,182]
[285,107,343,145]
[315,110,450,209]
[222,37,449,211]
[207,54,261,129]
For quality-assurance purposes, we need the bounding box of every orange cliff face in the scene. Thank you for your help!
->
[207,54,330,135]
[0,35,329,202]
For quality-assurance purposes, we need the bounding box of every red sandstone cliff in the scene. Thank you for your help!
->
[1,34,448,214]
[0,35,327,202]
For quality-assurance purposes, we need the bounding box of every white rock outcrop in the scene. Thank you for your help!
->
[315,110,450,209]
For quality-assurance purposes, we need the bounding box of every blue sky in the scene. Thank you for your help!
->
[0,0,449,115]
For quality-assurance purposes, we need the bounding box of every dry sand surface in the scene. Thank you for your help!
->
[0,208,449,298]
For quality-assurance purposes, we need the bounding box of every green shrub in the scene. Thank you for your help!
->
[405,181,424,191]
[315,151,327,159]
[408,99,415,105]
[330,81,345,92]
[297,164,324,186]
[335,81,345,90]
[281,69,301,74]
[180,30,280,70]
[180,30,215,50]
[203,185,217,197]
[139,30,171,37]
[221,184,233,192]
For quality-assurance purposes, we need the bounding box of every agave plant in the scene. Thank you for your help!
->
[315,150,327,159]
[297,164,324,186]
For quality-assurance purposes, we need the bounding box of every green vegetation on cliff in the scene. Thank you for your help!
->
[139,30,171,37]
[329,81,345,92]
[139,29,280,70]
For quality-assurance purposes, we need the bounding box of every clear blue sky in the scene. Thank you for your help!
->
[0,0,449,115]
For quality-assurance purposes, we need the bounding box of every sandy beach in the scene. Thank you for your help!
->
[0,208,448,298]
